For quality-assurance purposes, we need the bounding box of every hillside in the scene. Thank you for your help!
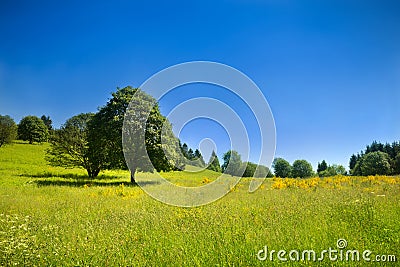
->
[0,142,399,266]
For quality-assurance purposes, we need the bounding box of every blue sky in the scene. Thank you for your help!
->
[0,0,399,170]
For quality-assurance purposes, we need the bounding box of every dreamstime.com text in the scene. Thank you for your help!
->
[257,239,397,263]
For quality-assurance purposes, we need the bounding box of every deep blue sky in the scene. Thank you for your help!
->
[1,0,399,170]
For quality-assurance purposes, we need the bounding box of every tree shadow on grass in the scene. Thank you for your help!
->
[21,171,160,187]
[20,171,124,180]
[32,180,142,187]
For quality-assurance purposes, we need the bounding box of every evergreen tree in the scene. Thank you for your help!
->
[194,149,205,167]
[207,150,221,172]
[317,160,328,174]
[40,115,53,131]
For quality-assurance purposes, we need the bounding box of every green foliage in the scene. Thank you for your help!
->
[194,149,206,167]
[395,154,400,175]
[360,151,391,176]
[206,150,221,172]
[317,160,328,174]
[18,115,48,144]
[352,155,363,176]
[0,115,17,147]
[242,162,257,177]
[144,104,184,173]
[40,115,52,131]
[221,150,244,176]
[242,162,272,178]
[272,158,292,178]
[89,86,183,183]
[256,164,273,178]
[319,164,347,177]
[291,159,314,178]
[46,113,101,178]
[350,140,400,175]
[179,142,205,167]
[88,87,137,172]
[349,154,358,170]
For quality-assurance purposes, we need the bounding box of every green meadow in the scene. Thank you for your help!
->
[0,142,399,266]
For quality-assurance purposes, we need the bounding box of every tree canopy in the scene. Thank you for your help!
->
[221,150,245,176]
[349,141,400,175]
[273,158,292,178]
[318,164,346,177]
[40,115,53,132]
[179,142,206,168]
[0,115,17,147]
[317,160,328,174]
[18,116,48,144]
[242,162,272,178]
[46,113,101,178]
[90,86,183,183]
[206,150,221,172]
[353,151,392,176]
[291,159,314,178]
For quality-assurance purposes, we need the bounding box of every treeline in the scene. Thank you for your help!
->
[349,141,400,176]
[2,88,398,179]
[0,115,51,146]
[272,158,347,179]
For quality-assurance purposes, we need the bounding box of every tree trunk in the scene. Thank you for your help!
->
[87,168,100,178]
[93,168,100,178]
[130,168,137,184]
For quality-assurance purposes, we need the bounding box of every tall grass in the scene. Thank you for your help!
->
[0,142,399,266]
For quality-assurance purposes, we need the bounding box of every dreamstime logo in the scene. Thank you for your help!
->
[257,239,397,262]
[122,61,276,207]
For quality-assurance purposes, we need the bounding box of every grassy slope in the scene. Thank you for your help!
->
[0,142,399,266]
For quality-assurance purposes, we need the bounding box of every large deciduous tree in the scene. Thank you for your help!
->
[89,86,182,184]
[359,151,391,176]
[18,116,48,144]
[46,113,101,178]
[291,159,314,178]
[0,115,17,147]
[273,158,292,178]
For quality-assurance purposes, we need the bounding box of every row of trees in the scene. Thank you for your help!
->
[179,142,206,167]
[349,141,400,176]
[273,157,349,179]
[273,158,315,178]
[0,114,52,146]
[221,150,272,178]
[2,90,399,180]
[317,160,347,177]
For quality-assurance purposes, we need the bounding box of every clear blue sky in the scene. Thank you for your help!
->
[1,0,399,170]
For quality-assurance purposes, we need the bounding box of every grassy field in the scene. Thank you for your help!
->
[0,142,399,266]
